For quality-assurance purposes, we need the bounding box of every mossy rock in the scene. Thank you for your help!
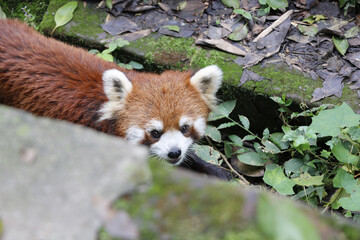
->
[99,160,360,240]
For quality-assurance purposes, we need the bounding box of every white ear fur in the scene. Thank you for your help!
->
[102,69,132,101]
[190,65,223,109]
[98,69,132,121]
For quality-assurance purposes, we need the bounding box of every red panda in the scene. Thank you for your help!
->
[0,19,223,165]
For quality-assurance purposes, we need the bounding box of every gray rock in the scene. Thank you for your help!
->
[0,106,149,240]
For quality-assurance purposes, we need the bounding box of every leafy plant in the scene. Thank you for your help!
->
[196,97,360,220]
[258,0,288,15]
[339,0,360,15]
[233,9,252,21]
[89,38,144,70]
[51,1,78,35]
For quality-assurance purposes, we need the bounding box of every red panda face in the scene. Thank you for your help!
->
[99,66,223,165]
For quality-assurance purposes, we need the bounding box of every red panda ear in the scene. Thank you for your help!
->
[102,69,132,101]
[190,65,223,109]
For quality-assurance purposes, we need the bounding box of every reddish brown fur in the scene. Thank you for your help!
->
[0,19,210,138]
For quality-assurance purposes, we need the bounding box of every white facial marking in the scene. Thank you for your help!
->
[194,117,206,137]
[179,116,193,127]
[149,130,193,165]
[125,126,145,144]
[146,119,163,133]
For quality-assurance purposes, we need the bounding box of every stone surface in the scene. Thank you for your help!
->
[0,106,149,240]
[0,106,359,240]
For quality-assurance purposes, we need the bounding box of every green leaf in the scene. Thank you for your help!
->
[348,126,360,141]
[208,100,236,121]
[298,25,318,37]
[228,24,248,41]
[51,1,78,34]
[309,103,360,137]
[0,6,6,19]
[259,0,267,5]
[107,42,118,53]
[162,25,180,33]
[88,49,100,54]
[303,15,326,24]
[115,38,130,48]
[192,144,221,165]
[128,61,144,70]
[270,96,285,105]
[97,53,114,62]
[262,140,281,154]
[239,115,250,130]
[177,1,187,10]
[217,122,237,130]
[224,142,233,158]
[243,135,256,141]
[339,0,347,8]
[292,173,323,186]
[320,150,331,159]
[333,169,360,211]
[332,141,359,165]
[124,64,133,70]
[221,0,240,8]
[258,194,321,240]
[269,132,289,150]
[293,135,310,149]
[263,128,270,139]
[105,0,113,9]
[233,9,252,20]
[263,166,295,195]
[265,0,288,9]
[344,26,360,38]
[229,135,243,146]
[237,151,267,166]
[284,158,304,173]
[332,36,349,55]
[205,125,222,142]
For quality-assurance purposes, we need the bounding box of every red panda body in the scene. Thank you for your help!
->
[0,19,223,165]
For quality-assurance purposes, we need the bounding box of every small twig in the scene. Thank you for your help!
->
[288,51,318,55]
[220,150,250,185]
[253,10,293,42]
[205,137,250,185]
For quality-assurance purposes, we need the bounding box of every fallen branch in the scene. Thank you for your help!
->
[253,10,293,43]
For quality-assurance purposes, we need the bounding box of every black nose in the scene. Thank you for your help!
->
[168,148,181,159]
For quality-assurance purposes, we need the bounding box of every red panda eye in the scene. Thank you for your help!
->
[181,125,189,134]
[150,130,161,139]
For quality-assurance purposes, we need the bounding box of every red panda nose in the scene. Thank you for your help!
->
[168,148,181,159]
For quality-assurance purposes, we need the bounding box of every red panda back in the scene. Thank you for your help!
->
[0,19,125,134]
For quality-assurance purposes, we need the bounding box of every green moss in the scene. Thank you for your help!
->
[243,64,321,102]
[40,0,106,41]
[108,160,263,240]
[125,34,243,82]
